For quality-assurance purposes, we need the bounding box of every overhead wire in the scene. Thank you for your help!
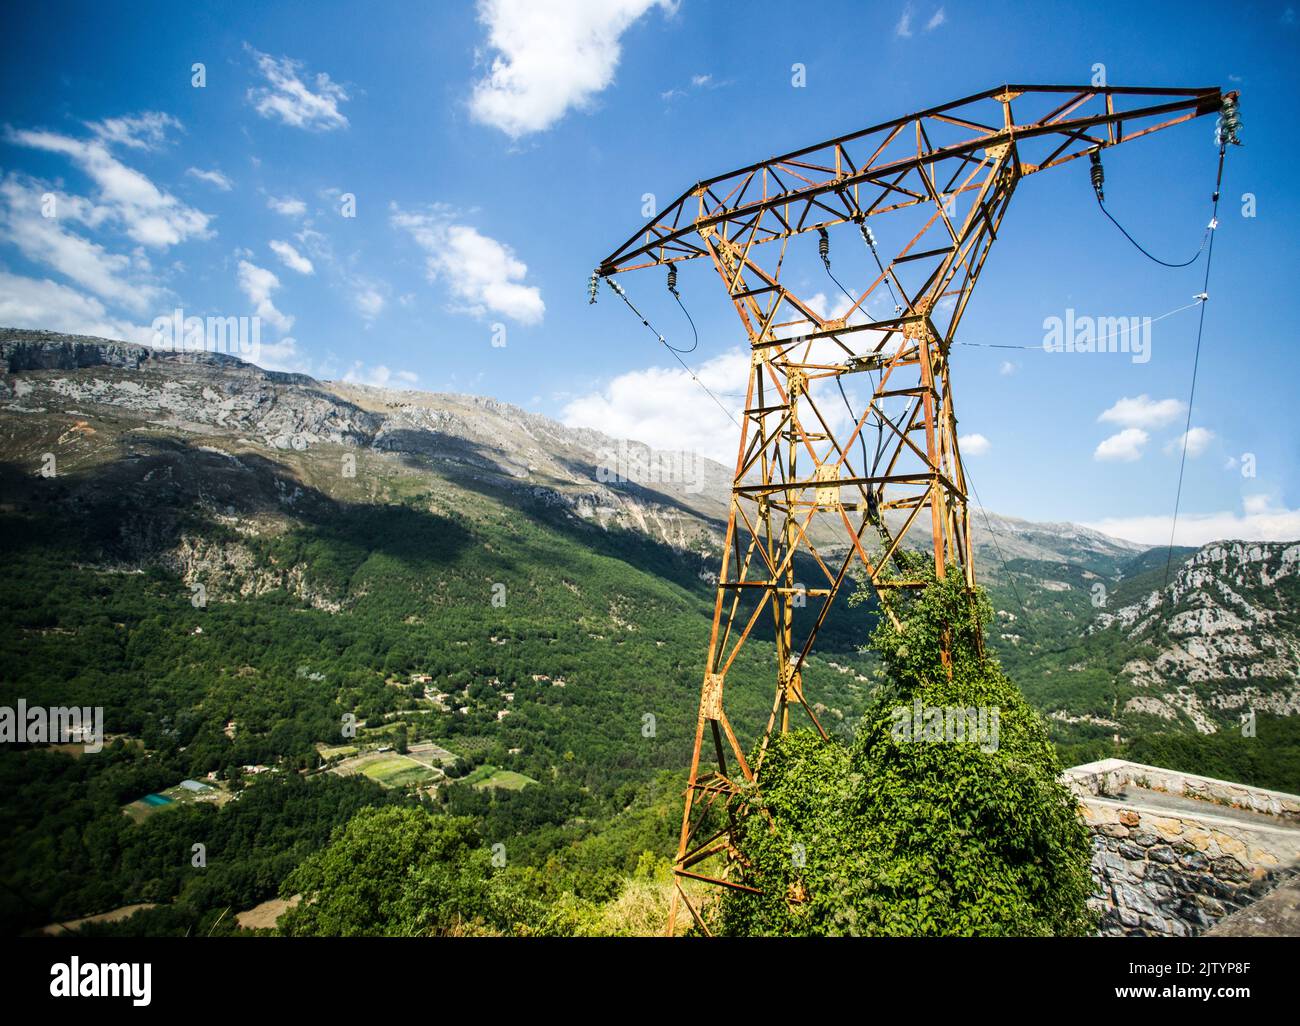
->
[814,225,886,483]
[965,467,1031,627]
[665,265,699,354]
[1091,149,1212,268]
[855,218,903,316]
[1162,144,1229,595]
[1090,93,1240,272]
[950,298,1203,351]
[601,276,740,429]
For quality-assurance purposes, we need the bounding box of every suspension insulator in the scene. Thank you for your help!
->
[818,227,830,266]
[1089,150,1105,203]
[587,271,600,304]
[860,223,877,249]
[667,265,678,295]
[1217,93,1242,147]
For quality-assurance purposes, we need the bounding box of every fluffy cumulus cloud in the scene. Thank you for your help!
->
[237,260,293,332]
[1164,426,1215,459]
[1094,428,1149,462]
[561,348,750,464]
[0,174,161,313]
[391,204,543,324]
[246,47,349,131]
[469,0,673,138]
[6,117,211,250]
[959,433,990,456]
[1085,496,1300,547]
[1098,394,1185,429]
[0,270,151,342]
[269,239,314,275]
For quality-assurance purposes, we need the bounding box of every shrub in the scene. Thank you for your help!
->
[723,569,1094,936]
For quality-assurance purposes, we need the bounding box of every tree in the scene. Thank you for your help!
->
[723,566,1095,936]
[277,806,494,936]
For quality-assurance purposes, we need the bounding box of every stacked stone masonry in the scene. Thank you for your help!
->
[1063,760,1300,937]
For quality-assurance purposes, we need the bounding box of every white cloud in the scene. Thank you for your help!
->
[187,167,233,191]
[269,239,314,275]
[246,48,349,131]
[1084,496,1300,547]
[1098,394,1184,429]
[0,174,161,312]
[926,7,947,30]
[663,72,728,102]
[350,281,386,320]
[283,224,385,321]
[0,271,151,342]
[998,360,1017,376]
[391,204,544,324]
[806,291,856,322]
[895,5,914,37]
[342,361,418,388]
[1094,428,1149,462]
[267,195,307,217]
[236,259,293,332]
[252,335,310,374]
[561,348,747,464]
[1243,494,1273,515]
[1164,426,1214,458]
[7,120,211,249]
[86,112,180,150]
[959,433,990,456]
[469,0,672,138]
[295,228,331,260]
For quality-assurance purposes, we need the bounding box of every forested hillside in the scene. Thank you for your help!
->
[2,332,1296,936]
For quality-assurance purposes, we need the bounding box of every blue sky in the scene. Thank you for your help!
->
[1,0,1297,544]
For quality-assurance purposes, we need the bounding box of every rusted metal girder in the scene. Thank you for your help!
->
[596,84,1231,936]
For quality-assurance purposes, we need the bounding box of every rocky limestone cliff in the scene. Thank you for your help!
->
[1093,542,1300,731]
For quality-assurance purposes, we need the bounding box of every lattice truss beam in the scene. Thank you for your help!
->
[596,84,1228,929]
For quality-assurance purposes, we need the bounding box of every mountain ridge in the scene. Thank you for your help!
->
[0,327,1151,554]
[4,327,1297,748]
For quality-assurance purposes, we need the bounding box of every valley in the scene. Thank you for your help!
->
[2,330,1297,935]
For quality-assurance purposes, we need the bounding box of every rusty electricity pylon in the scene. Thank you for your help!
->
[595,84,1235,934]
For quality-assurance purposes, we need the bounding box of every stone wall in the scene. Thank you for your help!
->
[1063,759,1300,937]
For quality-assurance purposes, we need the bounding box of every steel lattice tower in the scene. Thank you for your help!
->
[596,84,1233,934]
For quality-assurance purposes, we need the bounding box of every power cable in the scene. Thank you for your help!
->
[965,468,1031,627]
[603,277,740,429]
[835,374,870,477]
[816,226,886,480]
[1090,148,1215,268]
[1162,146,1229,594]
[665,265,699,354]
[855,219,904,315]
[950,298,1203,351]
